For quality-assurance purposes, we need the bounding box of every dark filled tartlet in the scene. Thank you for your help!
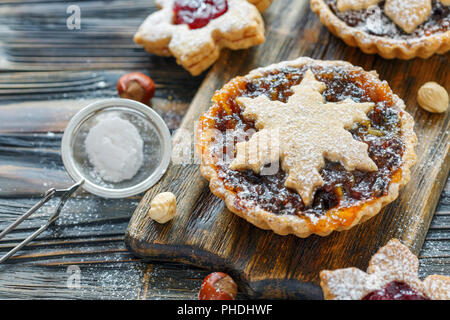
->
[311,0,450,59]
[197,57,417,237]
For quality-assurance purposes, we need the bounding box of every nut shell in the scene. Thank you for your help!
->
[147,192,176,224]
[117,72,155,104]
[198,272,237,300]
[417,82,449,113]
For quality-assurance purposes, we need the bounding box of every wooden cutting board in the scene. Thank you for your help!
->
[125,0,449,299]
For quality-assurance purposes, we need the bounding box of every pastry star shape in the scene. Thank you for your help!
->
[134,0,265,76]
[384,0,432,34]
[229,69,378,206]
[320,239,450,300]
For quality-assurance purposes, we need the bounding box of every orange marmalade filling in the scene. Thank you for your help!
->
[200,64,405,222]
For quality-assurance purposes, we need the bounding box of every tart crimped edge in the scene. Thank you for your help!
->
[310,0,450,60]
[197,57,417,238]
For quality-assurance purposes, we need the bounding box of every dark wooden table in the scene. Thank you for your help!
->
[0,0,448,299]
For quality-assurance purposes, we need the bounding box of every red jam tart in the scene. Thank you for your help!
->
[311,0,450,59]
[320,239,450,300]
[197,57,416,238]
[173,0,228,29]
[134,0,265,75]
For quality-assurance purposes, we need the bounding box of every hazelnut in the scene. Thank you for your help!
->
[198,272,237,300]
[417,82,449,113]
[148,192,176,224]
[117,72,155,104]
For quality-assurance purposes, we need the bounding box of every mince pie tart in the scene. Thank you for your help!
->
[197,57,417,238]
[310,0,450,59]
[134,0,270,76]
[320,239,450,300]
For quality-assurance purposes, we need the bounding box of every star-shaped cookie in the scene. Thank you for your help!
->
[134,0,266,75]
[229,69,377,206]
[384,0,432,33]
[320,239,450,300]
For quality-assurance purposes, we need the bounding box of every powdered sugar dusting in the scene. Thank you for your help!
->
[363,5,398,35]
[384,0,432,33]
[423,275,450,300]
[85,113,144,183]
[367,238,422,291]
[321,268,379,300]
[321,239,450,300]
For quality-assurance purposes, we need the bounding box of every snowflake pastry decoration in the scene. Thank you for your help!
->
[134,0,266,75]
[229,69,377,206]
[384,0,432,33]
[320,239,450,300]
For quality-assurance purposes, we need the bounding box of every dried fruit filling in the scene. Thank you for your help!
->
[362,281,429,300]
[173,0,228,29]
[209,65,405,217]
[325,0,449,38]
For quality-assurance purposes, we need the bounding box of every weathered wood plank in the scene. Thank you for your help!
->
[0,98,189,133]
[0,70,202,104]
[0,0,178,71]
[0,261,210,300]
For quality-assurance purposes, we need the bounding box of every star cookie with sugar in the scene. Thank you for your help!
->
[229,69,378,206]
[320,239,450,300]
[384,0,432,33]
[134,0,266,76]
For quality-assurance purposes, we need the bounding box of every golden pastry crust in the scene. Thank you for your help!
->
[248,0,273,11]
[197,57,417,238]
[422,275,450,300]
[336,0,380,12]
[134,0,265,76]
[310,0,450,59]
[320,239,450,300]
